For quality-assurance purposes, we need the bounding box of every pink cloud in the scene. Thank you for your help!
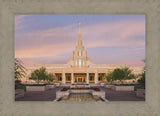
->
[15,42,75,58]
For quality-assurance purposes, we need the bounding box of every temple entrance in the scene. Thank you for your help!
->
[78,77,83,82]
[74,73,86,83]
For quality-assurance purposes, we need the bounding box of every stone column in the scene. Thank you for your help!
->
[71,72,74,84]
[86,72,89,84]
[62,71,66,84]
[95,71,98,84]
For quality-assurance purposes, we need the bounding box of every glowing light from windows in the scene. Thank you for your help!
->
[79,59,81,66]
[79,48,81,56]
[75,59,77,66]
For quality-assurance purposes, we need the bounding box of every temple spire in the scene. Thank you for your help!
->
[79,21,81,34]
[78,21,82,46]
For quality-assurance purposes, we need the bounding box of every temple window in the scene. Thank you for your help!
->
[83,59,85,66]
[75,59,77,66]
[79,48,81,56]
[66,76,71,81]
[58,76,62,81]
[89,76,94,81]
[79,59,81,66]
[98,76,103,81]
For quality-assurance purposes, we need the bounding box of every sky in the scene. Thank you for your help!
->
[15,15,145,67]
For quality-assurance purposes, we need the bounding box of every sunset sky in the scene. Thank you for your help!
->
[15,15,145,67]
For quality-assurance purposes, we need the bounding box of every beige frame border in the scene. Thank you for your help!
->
[0,0,160,116]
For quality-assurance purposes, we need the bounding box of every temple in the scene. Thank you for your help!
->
[25,22,143,84]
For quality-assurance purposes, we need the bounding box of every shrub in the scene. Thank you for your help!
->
[23,84,46,86]
[15,79,21,84]
[138,71,145,85]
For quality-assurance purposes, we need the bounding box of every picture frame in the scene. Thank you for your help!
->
[0,0,160,116]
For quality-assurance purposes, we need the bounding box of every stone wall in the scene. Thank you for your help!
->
[26,86,46,91]
[113,86,134,91]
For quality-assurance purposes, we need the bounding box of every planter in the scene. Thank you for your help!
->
[70,89,91,94]
[92,90,105,99]
[105,84,115,89]
[56,90,70,99]
[100,82,106,87]
[113,86,134,91]
[54,83,60,87]
[136,89,145,98]
[45,84,55,90]
[26,86,46,91]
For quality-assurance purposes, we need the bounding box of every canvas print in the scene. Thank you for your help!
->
[15,15,145,101]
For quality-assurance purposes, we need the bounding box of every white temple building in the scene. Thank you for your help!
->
[24,22,144,84]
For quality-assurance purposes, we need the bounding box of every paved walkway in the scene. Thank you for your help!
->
[15,87,63,101]
[100,87,145,101]
[15,87,145,101]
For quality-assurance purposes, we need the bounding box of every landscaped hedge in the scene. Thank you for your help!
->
[22,84,46,86]
[60,87,101,91]
[15,80,21,84]
[15,86,26,91]
[134,86,145,91]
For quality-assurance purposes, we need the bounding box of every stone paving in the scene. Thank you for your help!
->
[15,87,63,101]
[15,87,145,101]
[100,87,145,101]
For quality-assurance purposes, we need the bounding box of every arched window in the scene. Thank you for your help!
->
[83,59,85,66]
[79,48,81,56]
[79,59,81,66]
[75,59,77,66]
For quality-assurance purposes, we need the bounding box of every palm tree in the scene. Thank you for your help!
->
[15,58,26,79]
[123,67,136,80]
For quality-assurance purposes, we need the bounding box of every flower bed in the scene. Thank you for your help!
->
[62,87,101,91]
[61,87,70,91]
[60,87,101,91]
[93,87,100,91]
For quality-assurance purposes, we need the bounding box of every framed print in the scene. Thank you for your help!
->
[14,14,145,102]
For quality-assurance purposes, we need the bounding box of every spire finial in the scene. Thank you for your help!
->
[79,21,81,34]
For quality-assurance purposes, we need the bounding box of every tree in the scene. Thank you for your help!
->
[106,67,136,83]
[122,67,136,80]
[138,70,145,85]
[15,58,26,79]
[105,72,114,83]
[29,67,54,83]
[46,73,54,83]
[112,68,125,82]
[114,68,136,82]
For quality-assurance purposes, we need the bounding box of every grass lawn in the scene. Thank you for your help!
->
[15,86,26,91]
